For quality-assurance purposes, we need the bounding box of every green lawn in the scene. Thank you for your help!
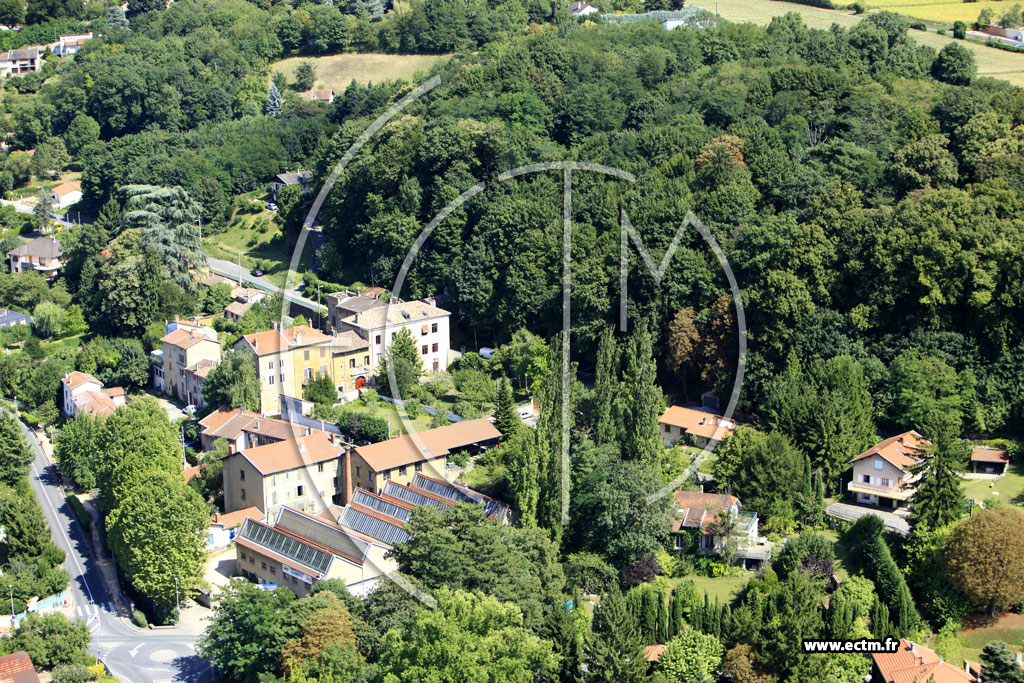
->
[338,397,434,437]
[958,620,1024,666]
[201,198,309,289]
[685,574,753,604]
[270,53,450,91]
[961,461,1024,508]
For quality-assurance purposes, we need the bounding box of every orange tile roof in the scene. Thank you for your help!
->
[671,490,738,533]
[51,180,80,197]
[659,406,735,441]
[61,371,101,390]
[0,652,39,683]
[354,418,501,472]
[971,446,1009,464]
[235,432,342,475]
[73,390,119,417]
[850,431,931,471]
[183,465,201,482]
[643,645,665,662]
[214,506,263,528]
[239,325,331,355]
[200,406,308,442]
[873,640,975,683]
[160,327,218,350]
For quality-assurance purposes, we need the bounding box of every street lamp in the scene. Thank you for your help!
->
[175,576,180,619]
[8,585,14,623]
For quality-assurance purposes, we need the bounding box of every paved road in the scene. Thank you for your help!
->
[15,416,214,683]
[205,256,326,314]
[825,501,911,536]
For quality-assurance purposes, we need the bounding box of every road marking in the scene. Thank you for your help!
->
[129,644,142,657]
[29,455,96,605]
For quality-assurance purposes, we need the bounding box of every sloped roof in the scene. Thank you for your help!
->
[275,506,369,565]
[971,446,1009,464]
[671,489,738,533]
[234,432,342,475]
[73,390,119,417]
[331,330,369,353]
[61,370,101,390]
[0,651,39,683]
[850,431,931,472]
[872,639,975,683]
[200,406,307,442]
[6,236,62,259]
[412,472,509,520]
[239,325,332,355]
[51,180,81,197]
[340,300,449,330]
[643,645,665,662]
[161,326,219,350]
[214,506,264,529]
[353,418,501,472]
[659,406,735,441]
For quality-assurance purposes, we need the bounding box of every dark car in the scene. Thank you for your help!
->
[250,267,265,277]
[355,440,371,447]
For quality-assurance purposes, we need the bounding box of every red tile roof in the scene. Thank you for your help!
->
[643,645,665,662]
[214,506,264,528]
[850,431,931,472]
[0,652,39,683]
[671,489,738,533]
[873,640,975,683]
[61,370,101,390]
[971,446,1009,464]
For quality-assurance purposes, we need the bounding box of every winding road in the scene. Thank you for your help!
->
[14,416,214,682]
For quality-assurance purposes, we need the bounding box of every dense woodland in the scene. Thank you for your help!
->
[1,0,1024,681]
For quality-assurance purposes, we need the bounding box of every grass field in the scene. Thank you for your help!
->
[270,53,450,91]
[876,1,1007,24]
[704,0,1024,86]
[958,613,1024,666]
[689,574,753,604]
[961,461,1024,508]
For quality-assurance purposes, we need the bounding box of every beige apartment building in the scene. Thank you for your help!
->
[160,323,221,408]
[222,432,346,518]
[234,325,370,415]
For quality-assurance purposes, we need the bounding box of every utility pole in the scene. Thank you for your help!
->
[237,250,242,287]
[175,576,180,617]
[8,585,13,623]
[317,284,322,330]
[180,425,186,467]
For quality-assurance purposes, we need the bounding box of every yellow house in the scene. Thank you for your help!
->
[233,325,370,415]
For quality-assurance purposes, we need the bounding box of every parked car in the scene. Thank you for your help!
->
[265,203,278,211]
[250,267,265,277]
[355,440,371,447]
[479,347,494,359]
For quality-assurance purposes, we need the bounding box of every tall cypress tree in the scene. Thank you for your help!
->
[870,594,893,640]
[536,334,572,545]
[670,585,687,638]
[655,588,668,644]
[504,428,540,527]
[588,586,651,682]
[641,587,658,643]
[592,326,621,447]
[619,321,663,463]
[801,451,813,513]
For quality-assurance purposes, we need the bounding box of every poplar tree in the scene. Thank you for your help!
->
[535,334,572,544]
[493,377,520,437]
[619,321,663,463]
[592,326,620,447]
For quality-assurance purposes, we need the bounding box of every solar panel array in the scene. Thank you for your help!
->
[412,474,470,502]
[275,507,369,563]
[383,481,450,509]
[238,519,332,573]
[352,489,411,522]
[341,506,410,546]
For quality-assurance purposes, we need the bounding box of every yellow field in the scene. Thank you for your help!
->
[270,53,449,90]
[703,0,1024,86]
[877,1,1007,23]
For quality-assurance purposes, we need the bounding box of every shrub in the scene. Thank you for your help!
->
[564,552,617,594]
[51,664,91,683]
[454,401,481,419]
[656,550,679,578]
[66,493,91,532]
[132,609,148,628]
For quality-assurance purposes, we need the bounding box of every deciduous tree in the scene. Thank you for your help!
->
[944,507,1024,615]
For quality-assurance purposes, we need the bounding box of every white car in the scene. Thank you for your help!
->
[479,347,494,359]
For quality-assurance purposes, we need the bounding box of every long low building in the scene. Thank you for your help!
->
[348,417,501,496]
[235,506,391,597]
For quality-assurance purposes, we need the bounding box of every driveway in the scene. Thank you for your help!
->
[825,502,910,536]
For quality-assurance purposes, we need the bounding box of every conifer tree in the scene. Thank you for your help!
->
[656,590,668,644]
[619,321,663,463]
[504,428,540,527]
[592,326,620,447]
[979,641,1024,683]
[911,430,968,530]
[34,184,52,232]
[265,82,282,116]
[588,586,651,682]
[535,334,571,544]
[494,377,520,437]
[670,585,687,638]
[641,587,658,643]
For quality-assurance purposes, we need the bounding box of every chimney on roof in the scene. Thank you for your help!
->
[304,427,311,436]
[255,420,260,430]
[343,447,353,505]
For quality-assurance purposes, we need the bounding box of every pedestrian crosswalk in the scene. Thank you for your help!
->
[72,602,114,618]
